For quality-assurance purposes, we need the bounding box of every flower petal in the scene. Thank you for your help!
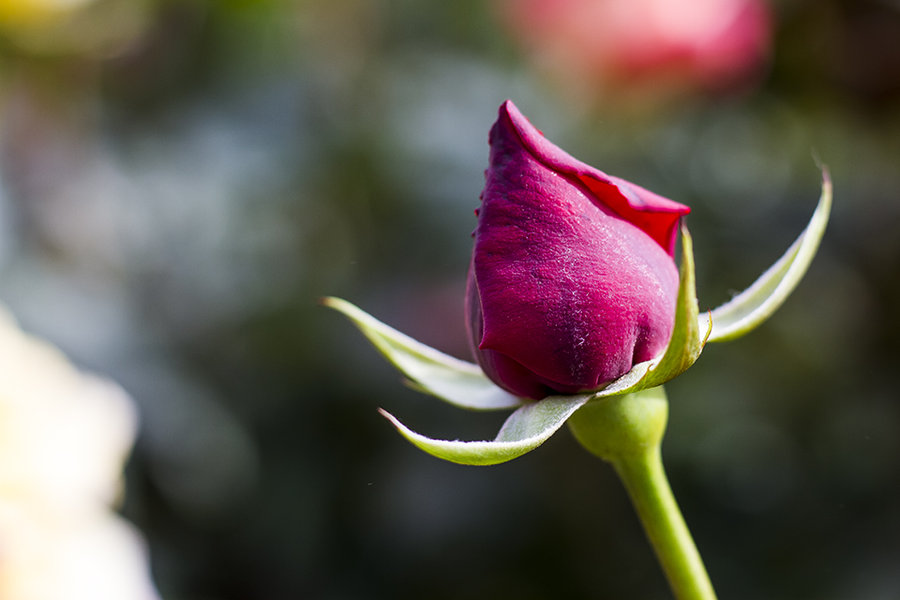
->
[586,222,708,396]
[471,102,685,396]
[501,100,690,255]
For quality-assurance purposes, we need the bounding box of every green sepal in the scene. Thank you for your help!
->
[640,223,708,389]
[322,296,523,411]
[702,169,832,342]
[379,394,590,466]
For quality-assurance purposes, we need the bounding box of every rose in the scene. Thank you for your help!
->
[325,98,829,463]
[465,100,690,400]
[497,0,771,96]
[325,97,830,600]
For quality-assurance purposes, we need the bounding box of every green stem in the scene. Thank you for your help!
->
[567,386,716,600]
[612,446,716,600]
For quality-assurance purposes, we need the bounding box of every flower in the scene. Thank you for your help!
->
[466,100,690,399]
[0,305,160,600]
[498,0,771,98]
[0,0,148,55]
[326,98,830,600]
[325,100,830,467]
[0,0,97,26]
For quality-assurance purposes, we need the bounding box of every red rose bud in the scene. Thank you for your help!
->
[466,101,690,400]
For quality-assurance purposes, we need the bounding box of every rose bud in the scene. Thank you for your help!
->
[466,101,690,400]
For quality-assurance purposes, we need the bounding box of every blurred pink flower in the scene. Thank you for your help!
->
[499,0,772,97]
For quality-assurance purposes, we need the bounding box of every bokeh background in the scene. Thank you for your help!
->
[1,0,899,598]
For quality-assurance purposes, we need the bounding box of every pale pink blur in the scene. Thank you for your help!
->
[500,0,772,97]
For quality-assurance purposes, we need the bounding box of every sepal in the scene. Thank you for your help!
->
[701,169,832,342]
[640,223,708,388]
[323,297,523,411]
[379,394,590,466]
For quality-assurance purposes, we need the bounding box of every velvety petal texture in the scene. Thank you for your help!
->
[466,101,690,400]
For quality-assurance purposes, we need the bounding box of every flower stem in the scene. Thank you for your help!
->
[567,386,716,600]
[611,446,716,600]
